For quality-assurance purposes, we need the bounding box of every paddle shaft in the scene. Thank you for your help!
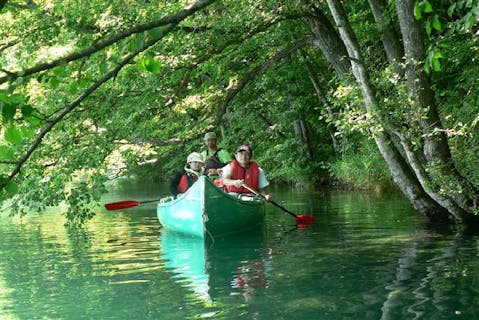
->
[241,183,298,218]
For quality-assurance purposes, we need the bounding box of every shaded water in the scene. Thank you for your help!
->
[1,182,478,319]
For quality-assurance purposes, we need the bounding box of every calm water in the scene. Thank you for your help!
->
[1,181,478,320]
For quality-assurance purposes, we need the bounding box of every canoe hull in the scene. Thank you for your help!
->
[157,176,265,238]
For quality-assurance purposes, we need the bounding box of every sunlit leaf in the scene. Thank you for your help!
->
[0,145,15,160]
[433,51,444,59]
[432,15,442,31]
[0,91,8,102]
[147,59,161,74]
[68,82,79,95]
[25,116,41,126]
[21,126,35,139]
[53,66,66,76]
[4,126,23,145]
[139,58,161,74]
[423,1,433,13]
[426,20,432,35]
[50,77,60,89]
[433,58,442,71]
[414,2,422,20]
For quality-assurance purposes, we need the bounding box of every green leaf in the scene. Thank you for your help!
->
[21,126,35,139]
[148,27,164,39]
[4,126,23,145]
[414,2,422,20]
[426,20,432,35]
[0,145,15,160]
[433,50,444,59]
[466,12,475,30]
[423,1,433,13]
[424,61,431,73]
[49,77,60,89]
[432,58,442,72]
[447,3,456,17]
[148,59,161,74]
[25,116,41,126]
[21,105,34,117]
[5,181,19,195]
[432,15,442,31]
[53,66,66,77]
[68,82,79,95]
[0,91,8,103]
[139,58,161,74]
[1,103,16,122]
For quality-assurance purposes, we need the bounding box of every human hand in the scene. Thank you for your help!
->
[234,179,244,188]
[263,194,272,202]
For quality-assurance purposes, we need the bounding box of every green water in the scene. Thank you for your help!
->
[1,183,478,319]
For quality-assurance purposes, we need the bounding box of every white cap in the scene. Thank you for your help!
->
[187,152,204,163]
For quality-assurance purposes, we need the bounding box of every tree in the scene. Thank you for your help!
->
[315,0,478,222]
[1,0,478,225]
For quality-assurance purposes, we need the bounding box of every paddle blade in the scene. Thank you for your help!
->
[105,200,140,211]
[296,215,315,226]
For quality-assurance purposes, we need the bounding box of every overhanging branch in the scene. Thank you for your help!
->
[0,0,217,192]
[0,0,217,84]
[209,36,314,125]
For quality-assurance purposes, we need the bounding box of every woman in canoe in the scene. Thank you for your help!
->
[221,144,272,202]
[170,152,204,197]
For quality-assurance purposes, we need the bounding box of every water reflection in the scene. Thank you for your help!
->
[159,230,211,301]
[159,229,271,303]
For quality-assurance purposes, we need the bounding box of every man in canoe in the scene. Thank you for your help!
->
[221,144,272,201]
[201,132,232,176]
[170,152,204,197]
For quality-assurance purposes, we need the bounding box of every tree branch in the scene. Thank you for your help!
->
[0,0,217,192]
[211,36,314,124]
[0,0,217,85]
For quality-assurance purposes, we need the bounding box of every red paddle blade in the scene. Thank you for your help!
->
[296,215,315,225]
[104,200,140,211]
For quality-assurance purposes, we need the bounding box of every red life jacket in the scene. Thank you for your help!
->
[226,160,260,193]
[177,173,198,193]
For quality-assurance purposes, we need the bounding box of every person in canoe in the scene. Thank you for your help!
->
[221,144,272,201]
[170,152,204,197]
[201,132,232,176]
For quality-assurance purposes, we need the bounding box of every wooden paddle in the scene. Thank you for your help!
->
[104,199,162,211]
[241,183,315,225]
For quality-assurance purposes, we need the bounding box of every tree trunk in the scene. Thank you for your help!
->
[395,0,478,219]
[366,0,404,74]
[301,52,340,153]
[395,0,450,165]
[301,2,351,78]
[324,0,452,222]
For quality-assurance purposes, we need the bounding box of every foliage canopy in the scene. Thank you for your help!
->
[1,0,478,224]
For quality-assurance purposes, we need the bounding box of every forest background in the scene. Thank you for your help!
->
[0,0,478,225]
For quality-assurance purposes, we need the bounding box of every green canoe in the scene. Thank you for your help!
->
[157,176,265,238]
